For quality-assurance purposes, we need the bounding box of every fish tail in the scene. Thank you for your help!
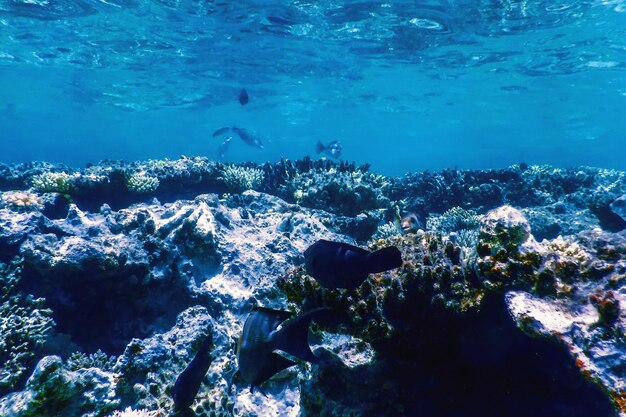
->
[272,308,331,363]
[366,246,403,274]
[315,141,325,154]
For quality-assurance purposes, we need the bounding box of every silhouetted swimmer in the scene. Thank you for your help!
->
[304,240,403,290]
[239,88,249,105]
[315,140,341,159]
[172,333,213,413]
[233,306,330,393]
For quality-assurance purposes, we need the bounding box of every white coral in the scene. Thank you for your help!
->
[0,190,44,211]
[126,172,160,194]
[107,407,161,417]
[221,165,264,192]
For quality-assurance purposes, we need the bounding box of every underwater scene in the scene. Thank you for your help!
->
[1,1,625,417]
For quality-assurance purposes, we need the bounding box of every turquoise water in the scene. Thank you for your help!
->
[1,0,625,176]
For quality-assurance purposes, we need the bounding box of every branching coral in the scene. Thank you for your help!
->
[65,350,117,372]
[219,165,264,192]
[30,172,73,194]
[126,172,160,194]
[370,222,402,242]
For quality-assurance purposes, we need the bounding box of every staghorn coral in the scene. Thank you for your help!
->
[219,165,264,193]
[0,261,54,395]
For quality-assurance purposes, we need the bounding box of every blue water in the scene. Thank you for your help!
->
[1,0,625,176]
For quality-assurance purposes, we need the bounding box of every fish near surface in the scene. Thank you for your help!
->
[239,88,249,105]
[235,306,329,391]
[172,332,213,411]
[304,239,403,290]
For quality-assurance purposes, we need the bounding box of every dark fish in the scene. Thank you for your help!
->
[232,126,264,149]
[172,333,213,411]
[213,126,231,137]
[235,306,329,392]
[304,239,403,290]
[315,140,341,159]
[267,15,296,26]
[239,88,249,106]
[217,136,233,159]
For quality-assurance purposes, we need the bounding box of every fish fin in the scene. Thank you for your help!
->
[366,246,403,274]
[256,352,297,387]
[252,306,294,330]
[315,141,325,154]
[272,308,331,363]
[213,126,231,137]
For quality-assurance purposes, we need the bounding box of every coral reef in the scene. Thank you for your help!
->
[219,165,264,193]
[280,205,625,416]
[0,158,624,417]
[0,355,119,417]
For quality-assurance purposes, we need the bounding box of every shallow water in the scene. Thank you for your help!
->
[1,1,625,174]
